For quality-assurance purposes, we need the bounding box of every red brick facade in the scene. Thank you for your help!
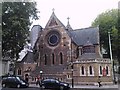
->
[16,12,113,85]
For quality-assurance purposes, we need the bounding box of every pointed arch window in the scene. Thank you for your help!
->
[100,66,102,75]
[106,66,109,75]
[60,52,63,64]
[89,66,92,75]
[52,53,55,65]
[81,66,84,75]
[18,68,22,75]
[80,66,86,76]
[88,66,94,76]
[45,54,47,65]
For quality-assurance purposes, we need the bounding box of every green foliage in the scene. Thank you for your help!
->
[118,9,120,73]
[92,9,118,59]
[2,2,39,59]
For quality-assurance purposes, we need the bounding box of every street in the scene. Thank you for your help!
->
[1,84,119,90]
[1,87,118,90]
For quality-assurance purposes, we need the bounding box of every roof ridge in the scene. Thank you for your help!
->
[73,27,98,31]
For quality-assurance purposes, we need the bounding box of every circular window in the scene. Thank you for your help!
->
[49,34,58,45]
[46,30,61,47]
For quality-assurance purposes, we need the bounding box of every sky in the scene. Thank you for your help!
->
[32,0,119,29]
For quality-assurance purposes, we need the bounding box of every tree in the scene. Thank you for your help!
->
[92,9,118,60]
[2,2,39,60]
[118,8,120,74]
[92,9,120,74]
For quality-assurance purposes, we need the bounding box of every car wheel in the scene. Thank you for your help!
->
[42,85,45,89]
[17,84,20,88]
[2,84,6,88]
[60,86,64,90]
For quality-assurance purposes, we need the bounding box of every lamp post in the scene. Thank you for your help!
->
[71,67,74,88]
[40,70,43,80]
[108,32,115,83]
[70,36,74,88]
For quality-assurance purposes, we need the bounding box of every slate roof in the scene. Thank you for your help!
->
[80,53,101,60]
[83,40,93,46]
[69,27,99,46]
[30,25,42,48]
[17,51,34,63]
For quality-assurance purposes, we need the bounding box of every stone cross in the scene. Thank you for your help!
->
[52,8,55,12]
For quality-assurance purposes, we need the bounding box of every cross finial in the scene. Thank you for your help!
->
[66,17,72,30]
[52,8,55,12]
[67,17,70,22]
[67,17,70,25]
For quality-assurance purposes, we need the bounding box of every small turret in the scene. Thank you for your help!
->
[66,17,73,31]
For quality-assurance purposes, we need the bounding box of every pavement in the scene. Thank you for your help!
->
[73,84,118,89]
[29,83,119,89]
[29,84,40,88]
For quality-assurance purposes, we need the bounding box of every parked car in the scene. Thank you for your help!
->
[2,75,29,88]
[40,79,70,90]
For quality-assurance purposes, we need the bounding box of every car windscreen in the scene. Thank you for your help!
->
[16,77,21,81]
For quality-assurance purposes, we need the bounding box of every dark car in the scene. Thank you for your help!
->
[40,79,70,90]
[2,76,29,88]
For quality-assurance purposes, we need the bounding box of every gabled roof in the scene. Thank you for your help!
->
[17,51,34,63]
[45,12,66,28]
[30,25,42,48]
[69,27,99,46]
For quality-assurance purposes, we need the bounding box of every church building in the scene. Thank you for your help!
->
[16,11,113,85]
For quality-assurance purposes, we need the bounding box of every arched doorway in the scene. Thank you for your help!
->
[25,74,29,82]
